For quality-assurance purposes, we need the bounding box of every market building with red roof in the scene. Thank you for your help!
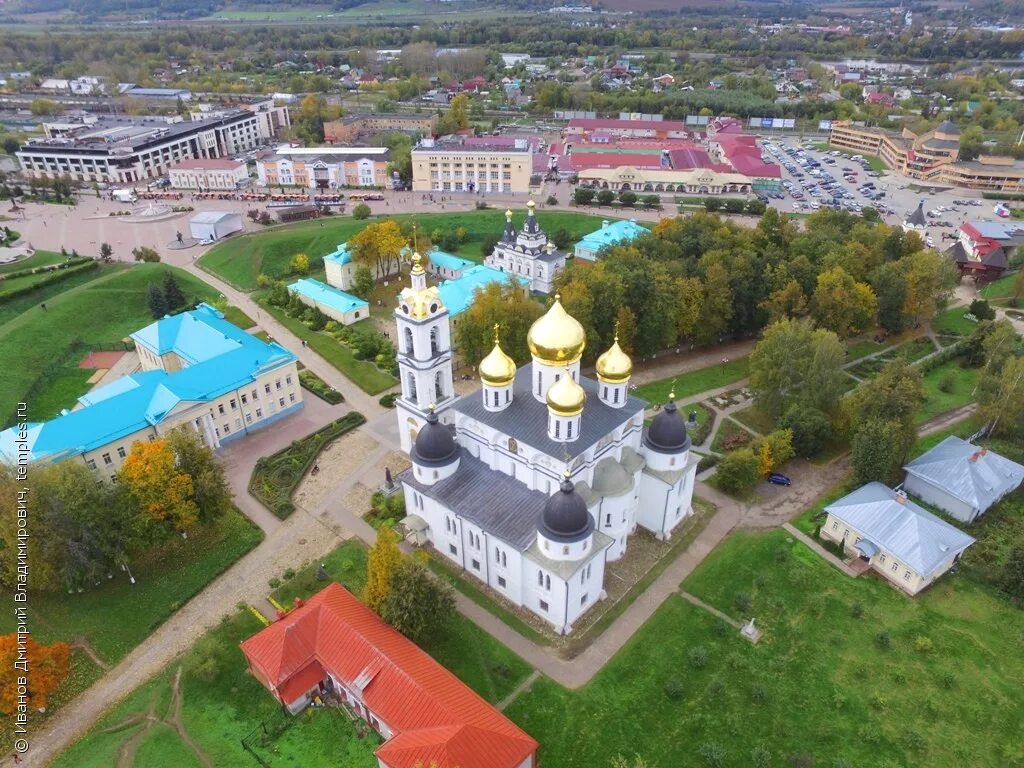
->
[241,582,538,768]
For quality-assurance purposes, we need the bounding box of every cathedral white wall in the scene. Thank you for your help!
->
[597,380,629,408]
[530,358,581,404]
[644,446,689,474]
[636,463,698,540]
[481,382,514,412]
[325,259,354,291]
[593,484,639,561]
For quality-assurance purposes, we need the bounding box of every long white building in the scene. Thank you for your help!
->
[395,255,699,634]
[17,111,262,184]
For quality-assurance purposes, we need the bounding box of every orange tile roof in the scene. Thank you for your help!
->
[240,583,537,768]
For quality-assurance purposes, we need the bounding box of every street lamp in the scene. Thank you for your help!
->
[121,561,136,585]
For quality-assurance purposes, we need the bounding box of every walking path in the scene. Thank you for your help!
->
[678,591,743,629]
[496,670,541,712]
[781,523,860,576]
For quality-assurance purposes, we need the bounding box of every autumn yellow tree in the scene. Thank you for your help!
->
[119,438,198,531]
[0,636,70,713]
[349,219,408,279]
[614,306,637,355]
[760,279,808,324]
[364,527,402,613]
[289,253,310,275]
[757,440,773,478]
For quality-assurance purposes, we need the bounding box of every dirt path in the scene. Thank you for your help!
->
[166,667,214,768]
[114,703,156,768]
[70,639,109,672]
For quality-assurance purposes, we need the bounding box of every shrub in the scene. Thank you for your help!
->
[734,592,752,612]
[752,685,768,703]
[545,195,558,206]
[268,577,281,588]
[969,298,996,321]
[687,646,708,669]
[788,754,814,768]
[283,568,296,581]
[474,200,490,209]
[715,448,759,493]
[875,630,892,650]
[937,374,956,393]
[596,189,615,206]
[779,405,832,458]
[618,190,638,207]
[352,202,371,219]
[703,197,722,212]
[550,227,573,250]
[480,234,499,258]
[752,745,772,768]
[573,187,595,205]
[664,678,684,700]
[379,393,398,408]
[940,672,956,689]
[850,602,864,618]
[915,635,933,653]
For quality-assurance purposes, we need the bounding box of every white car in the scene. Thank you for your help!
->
[199,237,214,246]
[926,236,935,247]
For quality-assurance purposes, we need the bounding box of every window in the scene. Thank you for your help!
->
[603,386,607,399]
[276,380,282,390]
[495,546,500,560]
[538,570,544,586]
[117,447,126,458]
[289,393,296,403]
[265,384,271,394]
[245,413,253,424]
[493,391,499,407]
[562,545,569,555]
[235,418,242,428]
[497,576,506,588]
[255,408,263,418]
[614,388,620,403]
[472,559,480,571]
[537,371,542,395]
[581,570,585,586]
[567,421,573,439]
[218,404,225,415]
[555,420,560,438]
[445,517,451,533]
[102,452,112,465]
[286,375,293,386]
[879,554,886,564]
[539,600,549,612]
[449,544,458,556]
[230,399,237,410]
[581,593,588,606]
[501,551,507,567]
[587,563,592,579]
[832,521,838,530]
[904,570,912,581]
[545,574,551,590]
[605,513,611,526]
[110,474,117,483]
[86,459,97,470]
[251,389,258,400]
[279,398,285,407]
[891,562,899,572]
[223,424,230,434]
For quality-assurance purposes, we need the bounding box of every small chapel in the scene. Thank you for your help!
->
[484,200,566,294]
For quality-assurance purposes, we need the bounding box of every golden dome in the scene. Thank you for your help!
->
[527,295,586,365]
[527,199,536,210]
[410,251,425,275]
[596,336,632,384]
[505,208,514,219]
[479,325,516,386]
[546,372,586,416]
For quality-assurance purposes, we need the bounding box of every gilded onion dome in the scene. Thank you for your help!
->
[527,294,586,365]
[596,334,632,384]
[546,372,587,416]
[479,324,516,386]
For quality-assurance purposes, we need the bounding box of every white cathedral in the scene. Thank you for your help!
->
[484,200,566,294]
[395,252,699,634]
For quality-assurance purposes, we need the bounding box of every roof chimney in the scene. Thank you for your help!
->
[980,447,988,456]
[601,220,609,228]
[894,490,908,504]
[969,452,980,463]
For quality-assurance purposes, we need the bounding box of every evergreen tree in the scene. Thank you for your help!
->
[162,272,185,309]
[379,559,455,644]
[147,284,169,319]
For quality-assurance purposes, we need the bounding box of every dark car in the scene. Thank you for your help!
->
[767,473,792,486]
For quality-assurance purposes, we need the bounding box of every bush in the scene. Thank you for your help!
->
[723,198,745,214]
[641,193,661,209]
[379,392,398,408]
[550,227,573,250]
[914,635,933,653]
[596,189,615,206]
[969,298,996,321]
[714,448,759,493]
[545,195,558,206]
[687,646,708,669]
[703,197,722,212]
[352,202,371,219]
[664,678,684,700]
[618,190,638,207]
[850,602,864,618]
[734,592,752,612]
[573,187,595,205]
[698,742,726,768]
[268,577,281,589]
[752,745,772,768]
[937,373,956,393]
[779,405,832,458]
[875,631,892,650]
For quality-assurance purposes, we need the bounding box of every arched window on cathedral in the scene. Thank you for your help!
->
[407,374,418,403]
[404,326,414,355]
[434,371,444,402]
[537,371,542,395]
[430,326,439,356]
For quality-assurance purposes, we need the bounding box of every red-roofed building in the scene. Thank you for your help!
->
[866,92,895,108]
[565,118,689,140]
[708,134,782,192]
[241,583,538,768]
[462,76,488,93]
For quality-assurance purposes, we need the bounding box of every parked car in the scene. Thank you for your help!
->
[767,473,792,486]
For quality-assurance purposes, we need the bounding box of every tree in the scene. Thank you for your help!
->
[779,405,832,458]
[1002,548,1024,602]
[364,527,402,613]
[0,636,70,714]
[861,206,881,222]
[1012,269,1024,306]
[147,284,169,319]
[848,359,923,429]
[352,265,375,299]
[810,266,877,338]
[443,93,470,132]
[642,194,661,209]
[352,203,371,220]
[618,190,638,207]
[596,189,615,206]
[759,279,808,324]
[692,261,732,346]
[99,242,113,261]
[749,318,846,419]
[119,439,198,532]
[851,418,908,484]
[615,306,637,354]
[454,280,543,365]
[900,249,954,324]
[165,428,232,524]
[757,440,773,479]
[870,261,907,333]
[289,253,310,275]
[349,219,408,279]
[703,197,722,212]
[162,272,185,309]
[573,187,595,206]
[380,559,455,644]
[723,198,745,214]
[752,429,795,476]
[980,320,1020,378]
[715,449,760,493]
[977,356,1024,438]
[969,298,996,321]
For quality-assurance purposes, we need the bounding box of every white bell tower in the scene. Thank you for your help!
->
[395,251,455,453]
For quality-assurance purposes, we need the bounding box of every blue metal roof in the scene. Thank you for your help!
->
[288,278,368,314]
[825,482,975,578]
[575,219,650,252]
[1,306,297,463]
[437,265,528,317]
[425,248,475,273]
[131,302,264,365]
[323,242,352,266]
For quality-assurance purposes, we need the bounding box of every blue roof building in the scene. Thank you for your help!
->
[0,304,302,474]
[324,242,353,267]
[438,265,529,318]
[573,219,650,262]
[426,248,475,278]
[288,278,369,325]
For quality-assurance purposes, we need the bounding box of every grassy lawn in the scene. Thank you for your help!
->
[910,417,980,456]
[54,538,531,768]
[729,405,776,436]
[507,529,1024,768]
[0,264,219,427]
[980,273,1017,303]
[932,305,980,337]
[0,248,66,273]
[711,418,756,453]
[220,304,256,329]
[846,338,888,361]
[0,260,98,298]
[23,367,95,421]
[0,508,262,753]
[916,359,981,424]
[199,210,610,291]
[634,357,749,406]
[256,295,397,394]
[0,262,119,327]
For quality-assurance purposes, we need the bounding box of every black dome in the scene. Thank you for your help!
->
[539,477,594,544]
[411,410,458,466]
[644,399,691,454]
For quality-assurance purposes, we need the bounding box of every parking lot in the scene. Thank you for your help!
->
[758,137,992,248]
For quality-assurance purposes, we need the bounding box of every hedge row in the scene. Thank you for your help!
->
[0,260,99,301]
[0,257,93,283]
[298,369,344,405]
[249,412,366,519]
[981,192,1024,202]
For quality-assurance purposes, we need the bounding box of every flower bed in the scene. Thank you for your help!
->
[249,412,366,519]
[298,368,344,404]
